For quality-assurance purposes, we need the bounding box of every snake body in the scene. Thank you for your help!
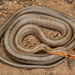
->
[0,6,75,69]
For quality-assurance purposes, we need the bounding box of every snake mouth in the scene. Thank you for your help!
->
[55,52,75,58]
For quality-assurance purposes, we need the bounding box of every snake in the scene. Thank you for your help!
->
[0,6,75,69]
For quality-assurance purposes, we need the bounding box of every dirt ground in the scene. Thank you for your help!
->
[0,0,75,75]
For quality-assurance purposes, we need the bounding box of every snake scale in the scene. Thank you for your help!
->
[0,6,75,69]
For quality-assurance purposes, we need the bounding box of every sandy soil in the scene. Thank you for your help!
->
[0,0,75,75]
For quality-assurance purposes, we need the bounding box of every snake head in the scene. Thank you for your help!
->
[55,47,75,59]
[67,50,75,59]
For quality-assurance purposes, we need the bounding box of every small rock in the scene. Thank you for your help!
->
[0,0,6,4]
[14,1,17,4]
[58,33,61,38]
[0,6,3,10]
[52,31,58,37]
[66,0,73,4]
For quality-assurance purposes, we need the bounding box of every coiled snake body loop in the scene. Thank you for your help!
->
[0,6,75,69]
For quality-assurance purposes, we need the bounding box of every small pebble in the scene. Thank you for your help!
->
[58,33,61,38]
[14,1,17,4]
[0,0,6,4]
[52,31,58,37]
[0,6,3,10]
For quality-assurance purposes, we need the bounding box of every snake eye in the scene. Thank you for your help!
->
[68,55,71,57]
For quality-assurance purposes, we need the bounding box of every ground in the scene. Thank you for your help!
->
[0,0,75,75]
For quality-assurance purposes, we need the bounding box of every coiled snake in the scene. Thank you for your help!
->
[0,6,75,69]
